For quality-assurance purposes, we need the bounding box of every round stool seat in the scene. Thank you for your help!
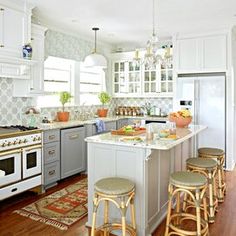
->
[186,158,217,169]
[198,147,224,156]
[95,177,135,195]
[170,171,207,187]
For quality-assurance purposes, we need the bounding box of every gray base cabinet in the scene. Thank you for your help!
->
[43,129,60,188]
[61,126,85,179]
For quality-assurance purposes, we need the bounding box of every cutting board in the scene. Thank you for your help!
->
[111,128,146,136]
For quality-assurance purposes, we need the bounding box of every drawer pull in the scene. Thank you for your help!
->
[0,45,4,48]
[11,188,18,192]
[48,170,55,176]
[48,150,55,155]
[49,135,55,140]
[69,134,79,139]
[0,8,4,11]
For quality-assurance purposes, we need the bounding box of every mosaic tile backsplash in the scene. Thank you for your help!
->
[0,77,173,126]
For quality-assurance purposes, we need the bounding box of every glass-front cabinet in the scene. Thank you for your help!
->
[160,63,173,93]
[113,60,141,96]
[143,64,159,94]
[112,50,173,97]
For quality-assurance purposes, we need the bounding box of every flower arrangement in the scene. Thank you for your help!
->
[169,109,192,128]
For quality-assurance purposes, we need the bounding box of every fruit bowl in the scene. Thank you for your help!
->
[169,115,192,128]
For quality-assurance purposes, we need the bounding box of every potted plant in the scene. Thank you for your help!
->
[97,92,111,117]
[57,91,73,122]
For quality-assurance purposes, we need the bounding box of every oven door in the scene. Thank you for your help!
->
[0,149,22,187]
[22,145,42,179]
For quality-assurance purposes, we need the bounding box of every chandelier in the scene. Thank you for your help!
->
[133,0,172,69]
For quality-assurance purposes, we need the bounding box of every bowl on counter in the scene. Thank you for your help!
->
[168,115,192,128]
[159,130,170,138]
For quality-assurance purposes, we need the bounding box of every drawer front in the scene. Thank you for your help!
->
[44,161,60,186]
[44,129,60,143]
[44,142,60,164]
[0,175,41,201]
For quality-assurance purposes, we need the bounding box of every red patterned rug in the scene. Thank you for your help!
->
[14,178,87,230]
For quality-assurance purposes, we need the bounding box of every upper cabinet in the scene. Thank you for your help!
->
[0,4,30,58]
[13,24,47,97]
[112,50,173,98]
[176,34,227,73]
[113,60,141,95]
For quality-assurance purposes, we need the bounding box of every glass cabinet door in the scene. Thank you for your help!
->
[127,62,141,94]
[143,64,159,94]
[113,62,126,94]
[160,62,173,93]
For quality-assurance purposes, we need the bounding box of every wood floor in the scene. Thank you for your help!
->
[1,169,236,236]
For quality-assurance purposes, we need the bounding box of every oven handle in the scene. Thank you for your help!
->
[23,145,42,152]
[0,149,22,156]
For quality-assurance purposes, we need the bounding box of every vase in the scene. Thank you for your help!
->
[97,109,108,117]
[57,111,70,122]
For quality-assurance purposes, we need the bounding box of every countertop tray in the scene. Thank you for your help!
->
[111,129,146,136]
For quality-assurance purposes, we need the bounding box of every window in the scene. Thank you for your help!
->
[37,57,106,108]
[79,63,106,105]
[37,56,75,107]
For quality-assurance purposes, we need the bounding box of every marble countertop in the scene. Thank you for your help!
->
[38,115,168,130]
[85,125,207,150]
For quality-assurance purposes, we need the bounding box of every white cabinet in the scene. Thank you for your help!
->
[30,24,47,94]
[176,34,227,73]
[112,50,173,97]
[12,24,47,97]
[113,60,142,95]
[0,5,29,57]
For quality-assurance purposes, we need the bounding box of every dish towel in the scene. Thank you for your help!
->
[95,119,106,133]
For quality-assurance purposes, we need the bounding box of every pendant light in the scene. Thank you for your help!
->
[84,27,107,68]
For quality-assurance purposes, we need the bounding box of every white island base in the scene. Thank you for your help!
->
[86,125,206,235]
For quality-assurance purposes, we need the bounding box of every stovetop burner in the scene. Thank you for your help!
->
[0,125,38,131]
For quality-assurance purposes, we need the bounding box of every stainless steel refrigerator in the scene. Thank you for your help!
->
[174,73,226,156]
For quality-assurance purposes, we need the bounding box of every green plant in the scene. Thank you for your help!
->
[98,92,111,107]
[59,91,72,112]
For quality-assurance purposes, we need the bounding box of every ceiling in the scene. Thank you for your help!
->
[28,0,236,51]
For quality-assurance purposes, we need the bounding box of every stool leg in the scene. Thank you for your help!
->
[195,189,201,236]
[208,170,215,223]
[176,192,181,225]
[121,197,127,236]
[182,192,187,212]
[130,196,136,230]
[213,174,218,212]
[165,184,173,236]
[203,196,208,222]
[91,193,99,236]
[104,200,109,236]
[218,166,224,202]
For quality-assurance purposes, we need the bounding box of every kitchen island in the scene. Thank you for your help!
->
[85,125,206,236]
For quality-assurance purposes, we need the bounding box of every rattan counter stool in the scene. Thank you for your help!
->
[198,147,226,202]
[185,158,218,223]
[91,177,136,236]
[165,171,209,236]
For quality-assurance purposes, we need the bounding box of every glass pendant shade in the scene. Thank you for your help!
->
[84,27,107,68]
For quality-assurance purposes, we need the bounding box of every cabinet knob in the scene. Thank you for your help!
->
[0,8,4,11]
[0,45,4,48]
